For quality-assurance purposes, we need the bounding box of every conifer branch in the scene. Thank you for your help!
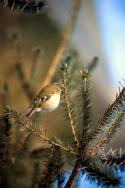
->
[42,0,81,87]
[99,148,125,171]
[31,160,41,188]
[88,87,125,144]
[60,61,80,149]
[4,106,78,156]
[39,145,64,188]
[88,113,125,156]
[4,107,31,159]
[1,0,48,14]
[82,158,121,187]
[80,69,91,146]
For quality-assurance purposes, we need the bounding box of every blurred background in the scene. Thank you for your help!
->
[0,0,125,187]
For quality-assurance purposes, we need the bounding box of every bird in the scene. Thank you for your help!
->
[26,83,62,117]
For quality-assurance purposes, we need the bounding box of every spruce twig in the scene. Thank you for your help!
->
[60,59,80,149]
[4,106,78,156]
[88,87,125,144]
[82,158,121,187]
[39,145,64,188]
[1,0,48,14]
[31,160,41,188]
[99,148,125,171]
[80,69,91,148]
[88,112,125,156]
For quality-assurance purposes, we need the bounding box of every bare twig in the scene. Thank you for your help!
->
[42,0,81,87]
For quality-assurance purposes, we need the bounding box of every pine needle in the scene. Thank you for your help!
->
[60,59,80,149]
[4,106,78,156]
[80,69,92,147]
[82,157,121,188]
[1,0,48,14]
[88,87,125,144]
[88,112,125,156]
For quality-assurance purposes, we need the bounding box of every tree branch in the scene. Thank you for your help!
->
[42,0,81,87]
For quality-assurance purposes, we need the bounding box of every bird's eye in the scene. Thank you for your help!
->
[41,95,51,102]
[41,96,47,101]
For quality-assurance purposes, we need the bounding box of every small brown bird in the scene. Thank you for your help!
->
[26,83,62,117]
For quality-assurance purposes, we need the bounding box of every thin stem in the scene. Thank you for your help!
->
[42,0,81,87]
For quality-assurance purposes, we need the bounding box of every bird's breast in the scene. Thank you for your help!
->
[42,93,60,112]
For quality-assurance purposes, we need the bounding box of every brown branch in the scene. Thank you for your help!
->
[64,160,81,188]
[42,0,81,87]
